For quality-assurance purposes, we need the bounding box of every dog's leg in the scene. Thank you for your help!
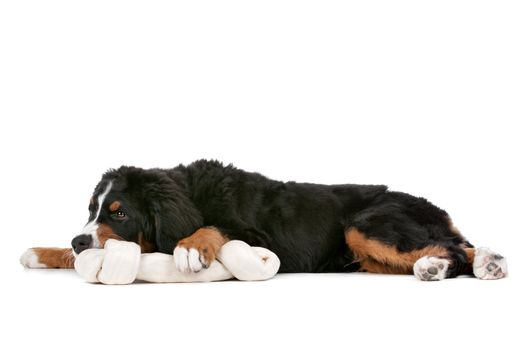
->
[173,226,229,272]
[20,248,75,269]
[346,227,453,278]
[342,191,505,281]
[346,228,482,281]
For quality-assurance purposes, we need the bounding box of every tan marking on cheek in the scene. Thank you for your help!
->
[96,224,124,247]
[138,232,156,253]
[89,197,94,205]
[109,201,121,212]
[32,248,75,268]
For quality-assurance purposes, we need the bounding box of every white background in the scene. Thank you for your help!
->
[1,1,524,349]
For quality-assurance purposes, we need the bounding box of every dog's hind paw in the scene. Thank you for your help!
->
[413,256,449,281]
[473,247,507,280]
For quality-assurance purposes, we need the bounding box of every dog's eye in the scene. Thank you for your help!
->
[114,210,126,219]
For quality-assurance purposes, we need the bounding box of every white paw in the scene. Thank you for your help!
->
[473,247,507,280]
[173,247,205,273]
[20,249,46,268]
[413,256,449,281]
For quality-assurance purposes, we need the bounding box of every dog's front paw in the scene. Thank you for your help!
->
[173,246,210,273]
[20,248,46,268]
[173,227,227,273]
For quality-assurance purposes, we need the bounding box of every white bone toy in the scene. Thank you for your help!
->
[74,239,280,284]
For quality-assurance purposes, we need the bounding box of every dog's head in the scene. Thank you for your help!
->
[71,166,202,256]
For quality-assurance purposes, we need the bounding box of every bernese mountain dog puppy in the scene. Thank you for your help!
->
[21,159,507,281]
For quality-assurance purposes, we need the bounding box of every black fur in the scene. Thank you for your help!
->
[86,159,472,275]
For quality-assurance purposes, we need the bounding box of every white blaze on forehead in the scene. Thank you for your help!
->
[94,181,113,221]
[81,181,113,249]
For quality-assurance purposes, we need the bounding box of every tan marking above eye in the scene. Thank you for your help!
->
[109,201,121,212]
[89,197,94,205]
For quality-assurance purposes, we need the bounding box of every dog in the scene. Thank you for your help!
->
[20,159,507,281]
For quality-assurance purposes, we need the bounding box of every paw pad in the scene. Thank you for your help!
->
[413,256,449,281]
[473,247,507,280]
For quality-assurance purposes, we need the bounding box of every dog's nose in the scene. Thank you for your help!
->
[71,234,93,254]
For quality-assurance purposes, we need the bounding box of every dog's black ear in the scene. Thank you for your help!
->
[142,171,203,253]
